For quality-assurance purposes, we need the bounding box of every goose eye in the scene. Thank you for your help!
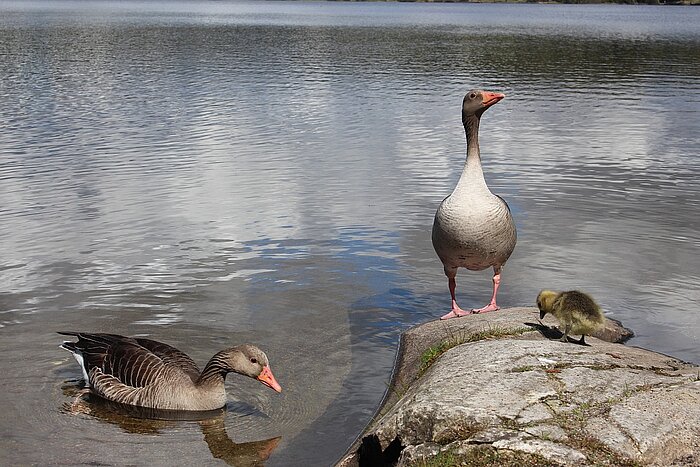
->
[250,358,257,364]
[469,92,477,100]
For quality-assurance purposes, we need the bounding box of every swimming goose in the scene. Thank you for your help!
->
[59,332,282,411]
[537,290,605,345]
[432,90,517,319]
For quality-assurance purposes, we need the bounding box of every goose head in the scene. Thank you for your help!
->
[223,344,282,393]
[462,89,505,120]
[536,289,558,319]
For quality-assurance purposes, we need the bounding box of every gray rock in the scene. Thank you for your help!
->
[338,307,699,466]
[602,382,700,466]
[492,437,587,465]
[467,427,521,444]
[524,424,569,442]
[396,443,441,466]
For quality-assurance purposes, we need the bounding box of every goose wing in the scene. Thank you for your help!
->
[58,332,189,389]
[133,337,201,381]
[100,337,173,388]
[88,340,182,406]
[58,332,137,377]
[495,194,512,214]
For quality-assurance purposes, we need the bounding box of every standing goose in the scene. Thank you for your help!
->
[432,90,517,319]
[59,332,282,411]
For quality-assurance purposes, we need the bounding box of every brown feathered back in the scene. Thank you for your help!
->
[58,332,281,411]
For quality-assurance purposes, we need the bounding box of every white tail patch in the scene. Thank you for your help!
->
[60,343,90,382]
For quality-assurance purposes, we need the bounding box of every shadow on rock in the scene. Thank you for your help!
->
[524,321,590,345]
[358,434,403,467]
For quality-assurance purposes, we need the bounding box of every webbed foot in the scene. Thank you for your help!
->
[471,303,500,314]
[440,308,471,320]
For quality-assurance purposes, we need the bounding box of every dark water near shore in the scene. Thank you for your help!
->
[1,1,699,465]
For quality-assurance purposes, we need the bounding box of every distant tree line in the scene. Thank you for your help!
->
[387,0,699,4]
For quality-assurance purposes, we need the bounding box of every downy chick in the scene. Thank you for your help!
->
[537,290,604,345]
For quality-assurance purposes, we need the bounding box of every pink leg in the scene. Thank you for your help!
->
[472,271,502,314]
[440,277,471,320]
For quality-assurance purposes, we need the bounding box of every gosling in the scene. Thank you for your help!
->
[536,290,604,345]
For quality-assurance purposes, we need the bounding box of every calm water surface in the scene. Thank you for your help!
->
[1,1,699,465]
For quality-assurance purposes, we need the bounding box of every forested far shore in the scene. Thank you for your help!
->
[341,0,700,5]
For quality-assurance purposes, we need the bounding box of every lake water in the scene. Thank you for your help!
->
[1,1,699,465]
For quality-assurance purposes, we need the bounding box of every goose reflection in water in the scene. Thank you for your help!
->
[61,382,281,466]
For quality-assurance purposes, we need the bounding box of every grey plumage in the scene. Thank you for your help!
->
[59,332,281,411]
[432,90,517,318]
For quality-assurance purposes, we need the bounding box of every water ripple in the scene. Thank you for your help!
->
[1,2,699,466]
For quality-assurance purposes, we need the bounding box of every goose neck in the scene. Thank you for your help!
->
[197,354,228,387]
[453,114,488,193]
[464,113,481,160]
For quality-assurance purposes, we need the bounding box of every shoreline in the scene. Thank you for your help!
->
[329,0,700,5]
[338,307,700,466]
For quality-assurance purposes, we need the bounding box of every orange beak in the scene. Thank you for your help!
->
[482,91,505,107]
[257,366,282,393]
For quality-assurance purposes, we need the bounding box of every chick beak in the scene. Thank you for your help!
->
[257,366,282,393]
[539,310,546,320]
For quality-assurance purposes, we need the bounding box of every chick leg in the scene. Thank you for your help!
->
[472,267,502,314]
[560,323,571,343]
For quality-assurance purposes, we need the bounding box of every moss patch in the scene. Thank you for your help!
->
[545,399,641,466]
[433,420,486,445]
[415,445,556,467]
[419,325,531,375]
[511,365,537,373]
[565,434,642,467]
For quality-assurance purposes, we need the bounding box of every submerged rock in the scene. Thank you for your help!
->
[338,307,699,466]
